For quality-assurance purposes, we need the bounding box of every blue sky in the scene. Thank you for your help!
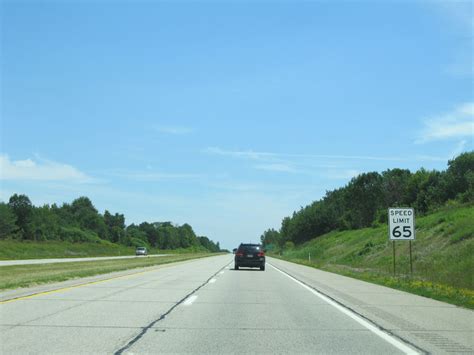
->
[1,1,473,250]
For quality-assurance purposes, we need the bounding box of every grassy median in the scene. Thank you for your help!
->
[0,253,222,290]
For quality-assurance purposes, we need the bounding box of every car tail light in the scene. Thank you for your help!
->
[257,251,265,257]
[236,251,244,257]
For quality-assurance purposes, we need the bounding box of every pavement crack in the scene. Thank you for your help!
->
[113,260,232,355]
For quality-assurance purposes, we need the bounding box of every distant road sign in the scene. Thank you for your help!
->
[388,208,415,240]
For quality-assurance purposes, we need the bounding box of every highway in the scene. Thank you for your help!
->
[1,255,472,354]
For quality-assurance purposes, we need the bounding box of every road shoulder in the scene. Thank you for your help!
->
[268,257,474,355]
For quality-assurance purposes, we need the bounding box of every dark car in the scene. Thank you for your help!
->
[234,243,265,271]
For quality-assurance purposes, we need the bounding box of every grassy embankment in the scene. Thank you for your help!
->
[271,203,473,309]
[0,253,223,290]
[0,240,208,260]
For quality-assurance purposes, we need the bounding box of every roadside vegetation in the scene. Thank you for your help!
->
[0,253,220,290]
[0,194,223,257]
[261,152,474,308]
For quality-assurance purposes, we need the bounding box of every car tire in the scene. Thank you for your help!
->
[235,264,239,270]
[260,265,265,271]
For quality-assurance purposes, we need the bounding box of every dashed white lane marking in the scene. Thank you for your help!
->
[208,278,217,284]
[183,295,198,306]
[219,271,225,275]
[269,264,419,355]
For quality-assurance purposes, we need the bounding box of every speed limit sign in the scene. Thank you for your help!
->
[388,208,415,240]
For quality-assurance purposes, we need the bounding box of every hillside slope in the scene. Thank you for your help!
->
[274,203,473,307]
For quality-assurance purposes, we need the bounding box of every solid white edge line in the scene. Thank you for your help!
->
[183,295,198,306]
[268,264,419,355]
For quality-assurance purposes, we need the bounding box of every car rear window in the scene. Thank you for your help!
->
[239,245,261,253]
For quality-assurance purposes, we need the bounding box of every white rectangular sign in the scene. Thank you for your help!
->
[388,208,415,240]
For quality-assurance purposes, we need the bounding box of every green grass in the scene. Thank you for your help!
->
[0,253,222,290]
[271,203,474,309]
[0,240,210,260]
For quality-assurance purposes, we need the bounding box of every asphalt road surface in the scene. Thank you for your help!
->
[1,255,472,354]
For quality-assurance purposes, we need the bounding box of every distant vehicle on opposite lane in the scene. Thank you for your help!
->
[234,243,265,271]
[135,247,148,256]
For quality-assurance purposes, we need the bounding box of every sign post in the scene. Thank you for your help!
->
[388,207,415,276]
[392,241,396,275]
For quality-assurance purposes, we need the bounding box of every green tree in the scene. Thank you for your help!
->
[8,194,33,239]
[381,168,412,207]
[260,228,280,248]
[444,152,474,201]
[0,203,18,239]
[125,224,149,247]
[104,210,126,243]
[344,172,383,228]
[31,205,61,241]
[178,223,198,248]
[70,197,108,239]
[138,222,159,247]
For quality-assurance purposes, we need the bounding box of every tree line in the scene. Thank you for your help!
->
[261,152,474,250]
[0,195,221,252]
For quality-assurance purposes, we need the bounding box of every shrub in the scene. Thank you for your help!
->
[59,227,101,243]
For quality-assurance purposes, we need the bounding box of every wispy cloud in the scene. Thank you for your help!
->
[0,154,93,183]
[204,146,407,162]
[153,125,193,135]
[203,147,274,160]
[106,170,203,182]
[254,163,298,173]
[416,102,474,143]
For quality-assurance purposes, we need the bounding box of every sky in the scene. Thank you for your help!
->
[1,0,473,250]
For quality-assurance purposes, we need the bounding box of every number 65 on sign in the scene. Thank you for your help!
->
[388,208,415,240]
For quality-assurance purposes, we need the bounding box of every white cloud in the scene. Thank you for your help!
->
[204,146,407,162]
[203,147,274,160]
[153,125,192,135]
[416,102,474,143]
[114,171,202,181]
[254,163,298,173]
[0,154,93,183]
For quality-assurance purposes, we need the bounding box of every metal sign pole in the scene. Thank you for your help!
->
[409,241,413,275]
[392,241,396,276]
